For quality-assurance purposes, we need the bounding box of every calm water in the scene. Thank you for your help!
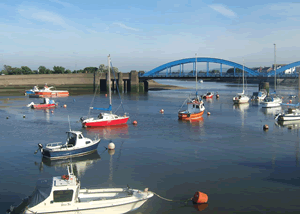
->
[1,80,300,213]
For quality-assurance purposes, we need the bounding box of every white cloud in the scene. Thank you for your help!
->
[209,4,237,18]
[17,7,68,28]
[49,0,73,8]
[113,22,139,31]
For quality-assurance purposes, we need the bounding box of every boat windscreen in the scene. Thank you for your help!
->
[27,178,53,208]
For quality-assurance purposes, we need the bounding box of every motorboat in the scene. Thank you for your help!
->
[35,130,100,160]
[202,92,214,99]
[7,166,153,214]
[81,55,129,127]
[261,94,282,108]
[27,98,57,109]
[178,98,205,120]
[275,108,300,121]
[34,84,69,97]
[251,90,267,101]
[25,85,39,95]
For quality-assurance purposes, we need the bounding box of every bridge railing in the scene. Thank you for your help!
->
[140,72,299,78]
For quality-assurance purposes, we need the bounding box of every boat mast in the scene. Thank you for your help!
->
[243,58,244,94]
[274,43,276,92]
[195,53,197,96]
[108,55,112,114]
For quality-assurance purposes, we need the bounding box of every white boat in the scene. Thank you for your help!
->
[233,60,249,104]
[35,131,101,160]
[275,108,300,121]
[7,166,153,214]
[25,85,39,95]
[251,90,267,101]
[261,95,282,108]
[199,79,203,83]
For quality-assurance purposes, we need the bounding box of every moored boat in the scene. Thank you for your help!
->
[178,98,205,120]
[7,166,153,214]
[232,60,249,104]
[202,92,213,99]
[27,98,57,109]
[34,84,69,97]
[261,94,282,108]
[81,55,129,128]
[251,90,267,101]
[35,130,100,160]
[25,85,39,95]
[275,107,300,121]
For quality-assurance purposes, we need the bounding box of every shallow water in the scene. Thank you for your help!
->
[1,80,300,213]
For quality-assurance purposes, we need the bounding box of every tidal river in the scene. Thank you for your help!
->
[1,80,300,213]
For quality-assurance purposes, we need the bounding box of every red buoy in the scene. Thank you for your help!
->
[133,120,137,125]
[289,100,292,104]
[192,191,208,204]
[160,109,164,114]
[105,94,108,97]
[263,124,269,130]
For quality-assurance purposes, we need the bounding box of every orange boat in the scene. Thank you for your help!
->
[34,84,69,97]
[178,99,205,120]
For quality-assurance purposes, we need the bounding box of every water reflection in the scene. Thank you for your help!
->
[275,120,300,130]
[85,124,129,140]
[36,151,101,177]
[233,103,249,112]
[261,106,282,116]
[178,117,204,126]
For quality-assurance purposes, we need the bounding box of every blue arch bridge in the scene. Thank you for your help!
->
[139,57,300,80]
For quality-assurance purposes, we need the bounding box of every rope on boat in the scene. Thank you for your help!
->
[87,71,103,117]
[150,191,192,203]
[178,97,190,111]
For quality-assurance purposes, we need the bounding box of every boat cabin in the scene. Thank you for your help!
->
[65,131,92,148]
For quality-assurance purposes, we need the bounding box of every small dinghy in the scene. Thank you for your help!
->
[7,166,153,214]
[35,130,101,160]
[202,92,214,99]
[27,98,57,109]
[25,85,39,95]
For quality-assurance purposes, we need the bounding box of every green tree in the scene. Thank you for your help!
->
[227,68,242,74]
[45,69,52,74]
[99,64,106,72]
[38,66,46,74]
[4,65,14,75]
[21,66,32,74]
[83,67,98,73]
[53,66,65,74]
[64,69,71,73]
[14,68,23,75]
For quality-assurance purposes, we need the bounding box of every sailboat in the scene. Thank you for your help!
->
[81,55,129,127]
[178,54,205,120]
[233,59,249,104]
[261,44,282,108]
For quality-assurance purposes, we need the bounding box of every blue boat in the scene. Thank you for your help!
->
[36,131,101,160]
[25,85,39,95]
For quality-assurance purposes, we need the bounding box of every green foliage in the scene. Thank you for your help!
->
[227,68,243,74]
[83,67,98,73]
[21,66,32,74]
[38,66,47,74]
[65,69,71,73]
[210,69,220,74]
[53,66,65,74]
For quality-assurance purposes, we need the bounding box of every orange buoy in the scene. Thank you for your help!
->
[63,104,67,108]
[192,191,208,204]
[51,110,54,113]
[105,94,108,97]
[207,112,211,115]
[160,109,164,113]
[133,120,137,125]
[263,124,269,130]
[289,100,292,104]
[287,103,289,104]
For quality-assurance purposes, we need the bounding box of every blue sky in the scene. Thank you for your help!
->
[0,0,299,72]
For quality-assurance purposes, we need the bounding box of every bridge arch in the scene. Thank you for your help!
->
[142,57,260,77]
[267,61,300,76]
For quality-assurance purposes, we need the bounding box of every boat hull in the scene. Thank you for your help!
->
[42,141,100,160]
[261,102,281,108]
[83,117,129,127]
[32,104,57,109]
[233,99,249,104]
[278,115,300,121]
[35,91,69,97]
[178,111,204,120]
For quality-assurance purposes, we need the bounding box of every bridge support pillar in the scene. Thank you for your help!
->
[143,80,149,92]
[117,72,123,93]
[130,70,140,92]
[220,64,222,77]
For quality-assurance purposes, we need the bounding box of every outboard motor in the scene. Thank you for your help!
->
[80,117,85,122]
[35,143,44,154]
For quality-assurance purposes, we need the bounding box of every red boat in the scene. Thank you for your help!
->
[202,92,214,99]
[178,99,205,120]
[81,55,129,128]
[27,98,57,109]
